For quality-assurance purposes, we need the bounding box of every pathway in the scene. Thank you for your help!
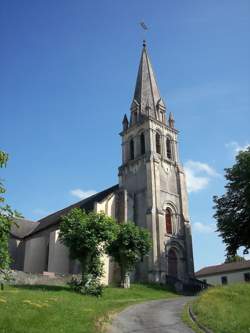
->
[108,297,195,333]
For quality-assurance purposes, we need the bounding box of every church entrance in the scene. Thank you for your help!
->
[168,248,178,278]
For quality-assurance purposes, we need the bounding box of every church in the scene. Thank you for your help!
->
[9,42,195,285]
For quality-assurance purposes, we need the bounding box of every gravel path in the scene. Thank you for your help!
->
[108,297,195,333]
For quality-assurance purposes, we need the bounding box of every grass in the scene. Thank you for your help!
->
[0,283,177,333]
[182,303,203,333]
[190,283,250,333]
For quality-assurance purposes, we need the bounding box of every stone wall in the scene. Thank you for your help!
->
[9,270,74,286]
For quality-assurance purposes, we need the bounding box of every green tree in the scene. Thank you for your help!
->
[107,222,151,288]
[213,146,250,256]
[0,151,21,290]
[225,254,245,264]
[59,208,117,295]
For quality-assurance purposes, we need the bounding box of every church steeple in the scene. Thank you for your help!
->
[131,41,166,122]
[119,41,194,284]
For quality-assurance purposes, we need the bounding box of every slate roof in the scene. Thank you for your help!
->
[195,260,250,277]
[25,184,119,238]
[10,218,39,239]
[133,42,164,116]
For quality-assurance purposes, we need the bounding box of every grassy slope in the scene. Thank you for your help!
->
[182,304,203,333]
[0,284,176,333]
[191,283,250,333]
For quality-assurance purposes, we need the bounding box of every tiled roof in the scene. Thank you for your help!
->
[195,260,250,277]
[24,184,119,238]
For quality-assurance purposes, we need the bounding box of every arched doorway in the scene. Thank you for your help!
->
[168,248,178,278]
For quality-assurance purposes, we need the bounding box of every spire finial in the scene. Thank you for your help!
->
[143,40,146,48]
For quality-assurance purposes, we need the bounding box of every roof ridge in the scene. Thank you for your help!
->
[24,184,119,238]
[37,184,118,223]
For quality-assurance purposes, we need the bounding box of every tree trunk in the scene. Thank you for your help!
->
[80,254,91,285]
[0,283,4,291]
[120,267,130,288]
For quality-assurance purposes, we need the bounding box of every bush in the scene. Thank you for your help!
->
[68,275,103,297]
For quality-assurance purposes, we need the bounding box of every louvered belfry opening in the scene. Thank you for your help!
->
[140,133,145,155]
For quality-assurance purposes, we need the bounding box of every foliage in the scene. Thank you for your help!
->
[107,221,151,288]
[213,147,250,256]
[192,283,250,333]
[182,303,203,333]
[0,151,21,289]
[224,254,245,263]
[59,208,117,296]
[0,283,176,333]
[68,275,104,297]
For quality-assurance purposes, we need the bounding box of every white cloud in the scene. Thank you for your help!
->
[225,141,249,156]
[184,160,220,193]
[244,253,250,260]
[70,189,97,200]
[193,222,215,234]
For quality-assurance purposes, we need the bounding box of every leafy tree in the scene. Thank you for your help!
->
[213,147,250,256]
[225,255,245,264]
[107,222,151,288]
[59,208,117,296]
[0,151,21,290]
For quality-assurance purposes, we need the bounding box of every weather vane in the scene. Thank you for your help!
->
[140,22,148,30]
[140,22,148,46]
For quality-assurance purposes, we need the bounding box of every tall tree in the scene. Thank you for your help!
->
[59,208,117,295]
[213,147,250,256]
[107,222,151,288]
[0,151,21,289]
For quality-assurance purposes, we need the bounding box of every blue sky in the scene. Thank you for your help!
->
[1,0,249,270]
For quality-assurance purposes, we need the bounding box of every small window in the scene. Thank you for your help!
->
[140,133,145,155]
[133,111,138,124]
[156,133,161,154]
[130,139,134,160]
[165,209,172,234]
[221,276,228,285]
[244,273,250,282]
[166,137,172,159]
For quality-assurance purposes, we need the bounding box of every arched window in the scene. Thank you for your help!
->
[166,137,172,159]
[165,209,172,234]
[130,139,134,160]
[140,133,145,155]
[156,133,161,154]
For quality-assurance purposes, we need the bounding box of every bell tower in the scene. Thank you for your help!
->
[118,41,194,283]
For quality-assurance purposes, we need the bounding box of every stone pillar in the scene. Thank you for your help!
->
[115,189,128,223]
[184,223,195,278]
[177,166,194,279]
[48,230,69,274]
[23,236,47,273]
[146,157,160,282]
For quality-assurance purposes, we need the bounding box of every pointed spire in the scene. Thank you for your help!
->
[122,114,129,131]
[169,112,175,128]
[132,41,165,120]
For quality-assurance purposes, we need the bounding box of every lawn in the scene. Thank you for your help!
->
[191,283,250,333]
[0,283,176,333]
